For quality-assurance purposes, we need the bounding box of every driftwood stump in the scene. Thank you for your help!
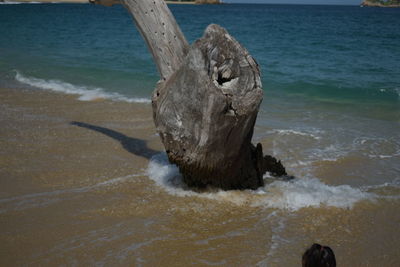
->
[120,0,286,190]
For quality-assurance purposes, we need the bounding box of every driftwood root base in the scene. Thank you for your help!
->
[152,24,287,190]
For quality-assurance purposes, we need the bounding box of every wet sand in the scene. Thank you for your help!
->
[0,87,160,198]
[1,88,400,266]
[0,87,161,265]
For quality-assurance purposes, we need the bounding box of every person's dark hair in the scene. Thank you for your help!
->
[302,243,336,267]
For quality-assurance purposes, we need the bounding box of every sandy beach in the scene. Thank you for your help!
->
[0,87,162,265]
[1,87,400,266]
[1,2,400,265]
[0,87,160,197]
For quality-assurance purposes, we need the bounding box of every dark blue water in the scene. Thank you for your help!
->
[1,3,399,186]
[1,4,399,108]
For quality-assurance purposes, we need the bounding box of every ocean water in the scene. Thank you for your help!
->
[1,2,400,266]
[1,3,399,184]
[1,4,400,104]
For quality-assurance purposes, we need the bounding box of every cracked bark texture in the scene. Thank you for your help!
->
[153,25,286,190]
[120,0,287,190]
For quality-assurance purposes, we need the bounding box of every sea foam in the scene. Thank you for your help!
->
[147,153,372,211]
[15,71,151,103]
[395,87,400,98]
[268,129,322,140]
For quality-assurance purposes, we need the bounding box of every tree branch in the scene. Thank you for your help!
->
[121,0,189,80]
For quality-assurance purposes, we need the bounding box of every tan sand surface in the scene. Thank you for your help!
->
[0,87,161,198]
[1,88,400,266]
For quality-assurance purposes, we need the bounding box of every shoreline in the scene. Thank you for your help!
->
[0,86,161,197]
[165,1,195,4]
[1,87,400,266]
[361,0,400,7]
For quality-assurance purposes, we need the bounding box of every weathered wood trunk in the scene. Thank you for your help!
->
[120,0,286,190]
[121,0,189,80]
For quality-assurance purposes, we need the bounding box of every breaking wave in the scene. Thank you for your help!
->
[15,71,151,103]
[268,129,323,140]
[147,153,372,211]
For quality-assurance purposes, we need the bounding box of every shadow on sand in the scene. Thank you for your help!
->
[70,121,159,160]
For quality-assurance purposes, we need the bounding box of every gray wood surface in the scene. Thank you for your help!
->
[153,24,286,189]
[120,0,287,189]
[121,0,189,80]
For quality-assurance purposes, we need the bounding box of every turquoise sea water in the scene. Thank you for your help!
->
[1,4,399,104]
[1,3,399,187]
